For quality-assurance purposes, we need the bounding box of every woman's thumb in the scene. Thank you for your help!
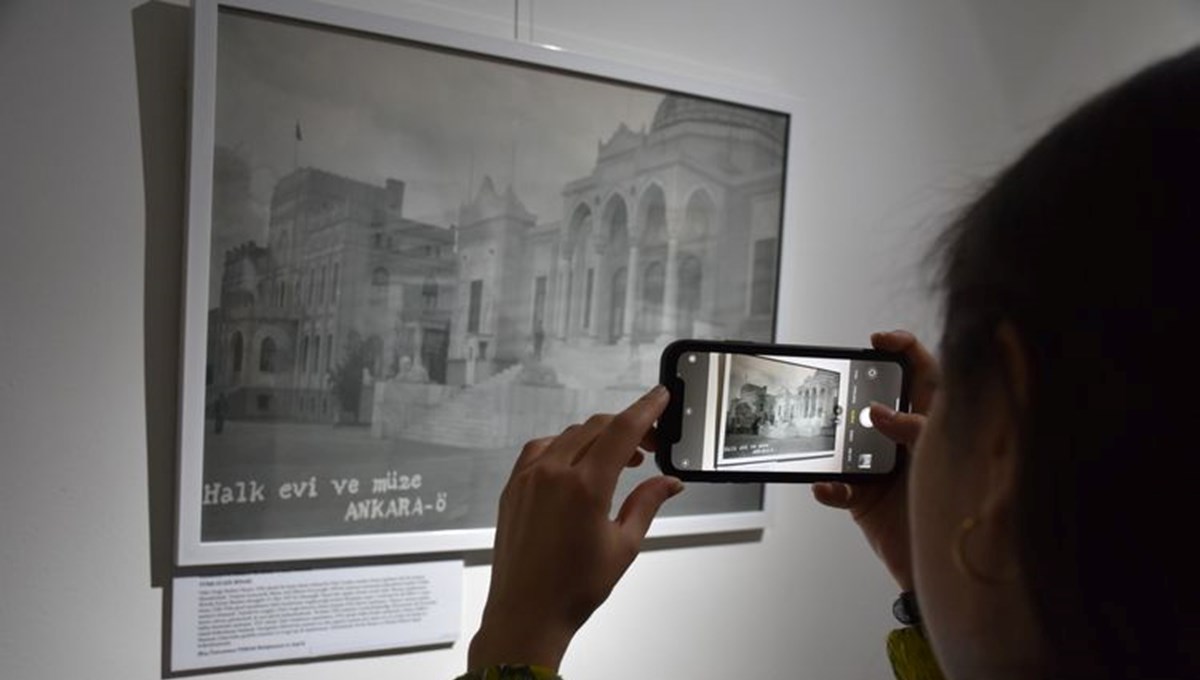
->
[616,476,685,546]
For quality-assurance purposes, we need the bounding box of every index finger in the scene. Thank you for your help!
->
[871,330,940,414]
[580,385,670,487]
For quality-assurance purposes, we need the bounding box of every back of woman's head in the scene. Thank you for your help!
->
[934,46,1200,678]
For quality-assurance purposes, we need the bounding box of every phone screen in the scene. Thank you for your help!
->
[670,350,904,475]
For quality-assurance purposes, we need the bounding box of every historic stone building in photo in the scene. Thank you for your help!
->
[209,168,457,422]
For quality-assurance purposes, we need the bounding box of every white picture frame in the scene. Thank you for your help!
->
[177,0,799,565]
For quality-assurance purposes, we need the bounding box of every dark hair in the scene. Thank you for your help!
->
[933,46,1200,678]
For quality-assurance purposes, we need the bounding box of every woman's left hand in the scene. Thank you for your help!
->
[468,385,684,671]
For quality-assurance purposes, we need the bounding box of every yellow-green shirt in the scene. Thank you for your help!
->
[455,627,945,680]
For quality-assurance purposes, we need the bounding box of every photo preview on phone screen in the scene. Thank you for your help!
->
[672,351,903,475]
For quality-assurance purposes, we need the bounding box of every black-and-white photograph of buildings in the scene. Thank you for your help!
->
[197,8,785,543]
[721,355,839,461]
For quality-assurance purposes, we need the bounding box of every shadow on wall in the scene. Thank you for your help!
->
[133,0,189,590]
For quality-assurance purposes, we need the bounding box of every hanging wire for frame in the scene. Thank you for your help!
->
[511,0,536,44]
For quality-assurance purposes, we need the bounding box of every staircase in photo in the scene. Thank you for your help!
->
[376,339,662,448]
[396,363,524,447]
[539,339,662,390]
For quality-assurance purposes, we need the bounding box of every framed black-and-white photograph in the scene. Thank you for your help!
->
[177,0,799,565]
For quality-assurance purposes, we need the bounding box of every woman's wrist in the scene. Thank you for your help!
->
[467,617,574,672]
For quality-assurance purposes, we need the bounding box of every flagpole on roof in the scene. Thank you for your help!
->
[293,119,303,171]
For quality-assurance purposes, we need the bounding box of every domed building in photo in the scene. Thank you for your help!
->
[447,94,786,386]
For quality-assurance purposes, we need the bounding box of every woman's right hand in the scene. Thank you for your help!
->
[812,330,940,591]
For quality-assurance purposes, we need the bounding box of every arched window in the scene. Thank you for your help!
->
[366,335,383,378]
[467,280,484,333]
[231,331,244,373]
[637,260,665,339]
[583,268,594,330]
[676,255,702,337]
[685,190,714,239]
[371,267,389,305]
[259,337,277,373]
[609,267,627,343]
[422,277,438,310]
[751,237,778,316]
[637,185,667,248]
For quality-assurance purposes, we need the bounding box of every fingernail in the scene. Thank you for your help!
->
[644,384,667,400]
[869,402,894,423]
[666,477,685,497]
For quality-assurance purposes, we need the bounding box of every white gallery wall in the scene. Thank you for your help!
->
[1,1,1194,678]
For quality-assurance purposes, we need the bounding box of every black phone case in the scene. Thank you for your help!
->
[656,338,911,484]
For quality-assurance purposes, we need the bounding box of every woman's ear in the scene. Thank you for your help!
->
[995,322,1030,416]
[977,322,1030,555]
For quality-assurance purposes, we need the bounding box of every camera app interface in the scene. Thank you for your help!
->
[672,351,903,474]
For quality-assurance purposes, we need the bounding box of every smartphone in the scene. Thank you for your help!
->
[656,339,910,483]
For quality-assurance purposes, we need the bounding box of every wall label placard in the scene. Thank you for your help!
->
[170,561,462,672]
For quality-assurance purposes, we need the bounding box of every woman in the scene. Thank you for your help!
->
[457,45,1199,680]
